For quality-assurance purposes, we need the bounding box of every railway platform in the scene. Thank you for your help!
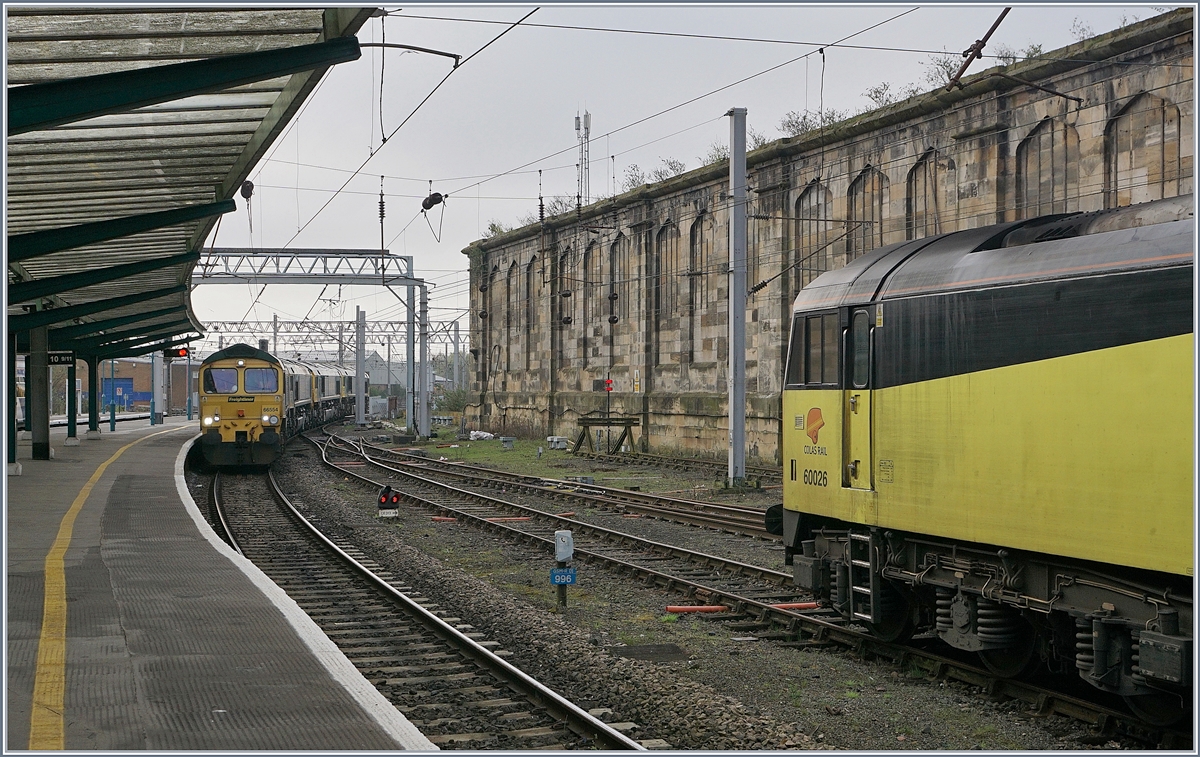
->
[6,416,434,750]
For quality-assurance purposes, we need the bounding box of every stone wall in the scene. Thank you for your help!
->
[462,11,1193,464]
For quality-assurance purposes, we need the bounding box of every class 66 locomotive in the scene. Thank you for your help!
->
[772,195,1193,725]
[198,343,359,467]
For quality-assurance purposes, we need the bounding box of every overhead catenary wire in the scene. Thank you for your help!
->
[389,10,1192,69]
[280,7,540,250]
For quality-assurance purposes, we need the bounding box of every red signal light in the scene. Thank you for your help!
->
[391,494,400,503]
[604,378,613,392]
[163,347,190,359]
[380,496,387,504]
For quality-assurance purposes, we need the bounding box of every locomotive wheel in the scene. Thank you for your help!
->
[868,583,916,644]
[1123,691,1189,727]
[977,619,1039,678]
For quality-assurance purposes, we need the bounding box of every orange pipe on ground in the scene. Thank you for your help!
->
[769,602,820,610]
[555,512,576,518]
[665,605,730,613]
[622,514,642,519]
[431,516,458,522]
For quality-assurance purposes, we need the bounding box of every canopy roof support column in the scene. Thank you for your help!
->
[8,332,21,474]
[29,325,50,461]
[86,355,101,439]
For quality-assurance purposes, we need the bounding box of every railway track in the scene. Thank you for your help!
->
[312,431,1191,749]
[346,437,776,538]
[571,448,782,484]
[209,468,644,750]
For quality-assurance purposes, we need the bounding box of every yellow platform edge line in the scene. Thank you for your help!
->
[28,426,187,750]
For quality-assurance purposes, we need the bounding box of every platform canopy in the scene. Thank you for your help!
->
[5,7,372,360]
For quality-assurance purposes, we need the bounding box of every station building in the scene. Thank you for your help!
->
[462,10,1194,463]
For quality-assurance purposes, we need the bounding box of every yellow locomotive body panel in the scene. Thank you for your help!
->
[783,334,1194,577]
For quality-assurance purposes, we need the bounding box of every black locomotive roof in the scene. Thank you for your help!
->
[793,202,1194,313]
[202,343,281,365]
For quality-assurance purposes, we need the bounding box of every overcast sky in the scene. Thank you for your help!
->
[192,3,1173,351]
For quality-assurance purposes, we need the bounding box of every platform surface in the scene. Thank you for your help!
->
[7,417,434,750]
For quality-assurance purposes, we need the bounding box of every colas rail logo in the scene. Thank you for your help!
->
[803,407,828,456]
[805,408,825,444]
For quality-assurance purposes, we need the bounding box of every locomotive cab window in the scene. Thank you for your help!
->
[202,368,238,394]
[851,310,871,389]
[244,368,278,394]
[784,315,806,386]
[792,313,839,386]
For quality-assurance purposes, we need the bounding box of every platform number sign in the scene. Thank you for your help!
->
[47,351,75,365]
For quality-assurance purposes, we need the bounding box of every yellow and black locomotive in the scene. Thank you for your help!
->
[198,343,360,466]
[774,196,1193,724]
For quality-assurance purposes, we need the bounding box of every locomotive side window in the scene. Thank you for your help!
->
[851,311,871,389]
[202,368,238,394]
[802,313,840,385]
[244,368,279,394]
[784,315,806,386]
[822,314,838,382]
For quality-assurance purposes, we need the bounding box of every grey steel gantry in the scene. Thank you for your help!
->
[191,248,437,437]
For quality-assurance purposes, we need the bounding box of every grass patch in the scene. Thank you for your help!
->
[659,614,679,623]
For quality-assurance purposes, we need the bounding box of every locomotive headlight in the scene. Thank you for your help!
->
[203,416,213,426]
[262,414,270,423]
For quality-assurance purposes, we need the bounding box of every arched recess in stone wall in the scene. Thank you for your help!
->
[687,213,708,363]
[582,241,598,367]
[525,256,537,370]
[906,149,954,240]
[654,222,681,368]
[483,264,498,386]
[1015,117,1079,218]
[795,180,832,292]
[556,247,571,362]
[609,233,627,324]
[847,165,888,261]
[505,261,517,373]
[1105,92,1184,208]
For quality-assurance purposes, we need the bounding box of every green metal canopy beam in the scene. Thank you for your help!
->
[8,251,199,303]
[49,306,183,341]
[70,318,194,350]
[95,334,195,361]
[7,285,187,332]
[9,200,234,262]
[9,35,361,135]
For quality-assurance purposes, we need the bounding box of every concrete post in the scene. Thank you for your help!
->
[453,320,461,390]
[386,334,392,418]
[727,107,747,486]
[29,325,50,460]
[272,312,279,354]
[65,361,79,445]
[355,307,366,426]
[338,322,344,367]
[150,350,161,425]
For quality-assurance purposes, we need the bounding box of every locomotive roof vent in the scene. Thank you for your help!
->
[994,194,1193,250]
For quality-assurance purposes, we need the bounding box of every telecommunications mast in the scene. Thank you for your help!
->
[575,111,591,208]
